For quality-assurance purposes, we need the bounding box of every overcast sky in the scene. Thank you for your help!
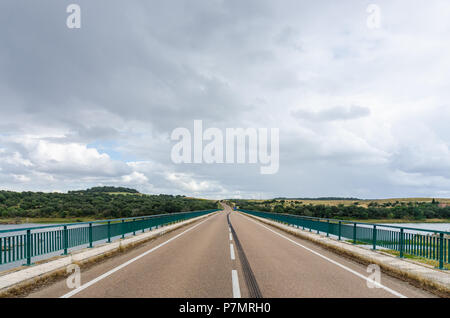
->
[1,0,450,199]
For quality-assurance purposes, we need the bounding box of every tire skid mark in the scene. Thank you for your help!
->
[227,212,262,298]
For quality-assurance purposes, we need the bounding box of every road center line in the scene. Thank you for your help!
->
[231,270,241,298]
[239,213,407,298]
[230,243,236,260]
[229,233,233,241]
[60,213,217,298]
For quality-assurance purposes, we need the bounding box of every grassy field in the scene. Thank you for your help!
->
[383,250,450,270]
[246,198,450,208]
[107,192,138,195]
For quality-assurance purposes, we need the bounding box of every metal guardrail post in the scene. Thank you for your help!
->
[89,223,93,248]
[326,220,330,237]
[26,229,32,265]
[399,228,404,258]
[142,218,145,233]
[353,223,357,244]
[372,225,377,250]
[338,221,341,240]
[122,219,125,239]
[439,233,444,269]
[107,221,111,243]
[63,225,68,255]
[133,219,136,235]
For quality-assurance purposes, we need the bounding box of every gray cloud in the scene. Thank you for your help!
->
[1,1,450,198]
[292,105,371,122]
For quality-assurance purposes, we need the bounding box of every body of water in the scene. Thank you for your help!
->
[0,223,49,231]
[380,223,450,233]
[353,222,450,235]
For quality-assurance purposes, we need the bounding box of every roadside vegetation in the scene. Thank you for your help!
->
[229,198,450,222]
[0,187,219,223]
[383,250,450,270]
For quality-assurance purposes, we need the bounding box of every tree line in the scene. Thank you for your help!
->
[230,199,450,220]
[0,187,219,219]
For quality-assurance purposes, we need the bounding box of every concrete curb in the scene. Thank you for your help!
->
[0,212,217,297]
[240,212,450,297]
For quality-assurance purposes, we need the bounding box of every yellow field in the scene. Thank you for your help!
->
[247,198,450,208]
[107,192,143,195]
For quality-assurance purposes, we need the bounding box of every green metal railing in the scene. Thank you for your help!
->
[0,209,219,267]
[239,209,450,269]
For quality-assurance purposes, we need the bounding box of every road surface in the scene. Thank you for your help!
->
[27,204,436,298]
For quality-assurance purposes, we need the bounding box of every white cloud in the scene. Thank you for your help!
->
[292,105,371,122]
[165,172,225,194]
[388,170,450,188]
[9,136,131,177]
[122,171,149,184]
[12,174,31,183]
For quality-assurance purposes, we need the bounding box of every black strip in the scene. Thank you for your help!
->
[227,212,262,298]
[6,298,445,317]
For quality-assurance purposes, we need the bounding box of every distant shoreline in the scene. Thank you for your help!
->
[0,217,98,225]
[341,218,450,224]
[1,217,449,226]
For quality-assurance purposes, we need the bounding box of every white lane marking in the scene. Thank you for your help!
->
[229,227,231,233]
[230,243,235,260]
[60,214,217,298]
[231,270,241,298]
[240,214,407,298]
[229,233,233,241]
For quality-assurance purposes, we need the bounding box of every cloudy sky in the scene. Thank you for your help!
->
[1,0,450,199]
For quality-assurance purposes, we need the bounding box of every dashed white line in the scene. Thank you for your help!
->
[230,243,236,260]
[240,213,407,299]
[60,214,217,298]
[229,233,233,241]
[231,270,241,298]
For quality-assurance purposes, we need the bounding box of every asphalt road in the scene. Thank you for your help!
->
[27,204,436,298]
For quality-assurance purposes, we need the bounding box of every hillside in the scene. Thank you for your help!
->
[0,187,219,220]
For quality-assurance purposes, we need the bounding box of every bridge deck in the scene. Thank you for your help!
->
[27,205,435,298]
